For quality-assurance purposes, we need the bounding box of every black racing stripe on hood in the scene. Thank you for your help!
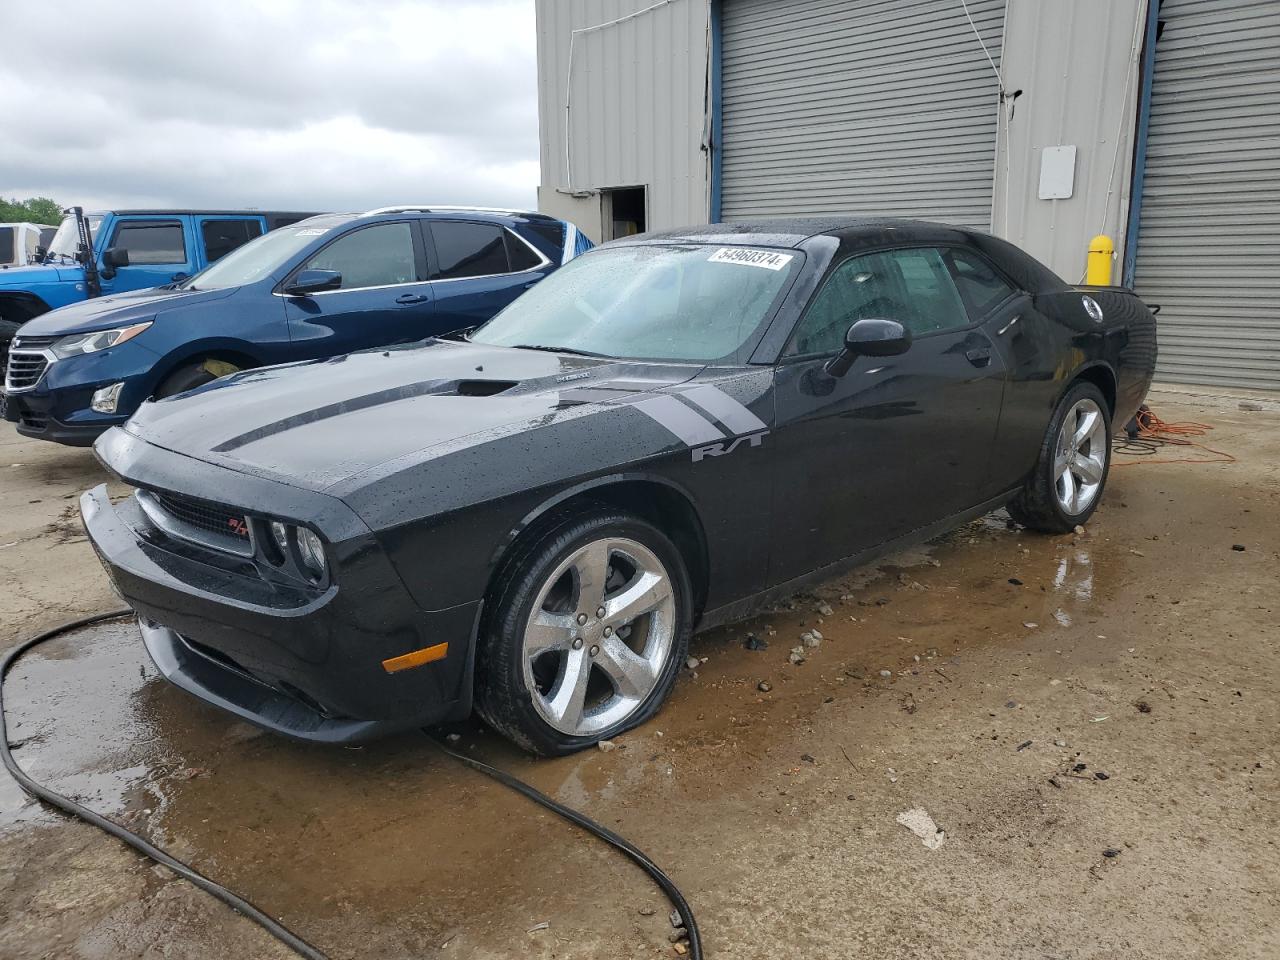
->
[209,378,466,453]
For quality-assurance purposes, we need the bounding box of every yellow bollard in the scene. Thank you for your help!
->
[1086,234,1114,286]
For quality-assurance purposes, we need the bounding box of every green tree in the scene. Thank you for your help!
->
[0,197,62,225]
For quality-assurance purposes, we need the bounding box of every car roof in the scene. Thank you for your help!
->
[89,209,321,217]
[616,217,987,249]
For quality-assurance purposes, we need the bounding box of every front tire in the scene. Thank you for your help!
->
[1007,381,1112,533]
[476,507,692,756]
[155,361,217,399]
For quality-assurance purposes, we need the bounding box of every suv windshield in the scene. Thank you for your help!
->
[471,243,800,363]
[46,214,102,259]
[178,218,350,291]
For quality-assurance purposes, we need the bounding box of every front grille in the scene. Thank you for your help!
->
[5,351,49,391]
[151,491,252,545]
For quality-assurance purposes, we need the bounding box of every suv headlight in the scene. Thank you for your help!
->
[51,321,152,359]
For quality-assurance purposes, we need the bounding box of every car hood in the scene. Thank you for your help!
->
[121,340,706,493]
[0,263,76,286]
[18,285,238,335]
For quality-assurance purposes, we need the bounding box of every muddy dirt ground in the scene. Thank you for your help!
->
[1,385,1277,960]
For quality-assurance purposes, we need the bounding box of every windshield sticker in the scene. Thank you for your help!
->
[707,247,794,271]
[294,228,329,236]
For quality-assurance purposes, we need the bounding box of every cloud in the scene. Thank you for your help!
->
[0,0,539,213]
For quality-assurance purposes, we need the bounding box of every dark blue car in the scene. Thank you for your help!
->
[3,207,591,445]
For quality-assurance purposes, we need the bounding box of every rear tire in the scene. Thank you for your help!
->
[1007,381,1112,534]
[475,507,692,756]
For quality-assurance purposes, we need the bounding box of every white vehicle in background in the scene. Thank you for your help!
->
[0,222,54,270]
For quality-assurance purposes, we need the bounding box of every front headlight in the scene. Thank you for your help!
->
[51,321,152,359]
[296,528,327,580]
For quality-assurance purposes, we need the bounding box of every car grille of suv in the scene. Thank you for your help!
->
[5,351,49,391]
[150,491,252,548]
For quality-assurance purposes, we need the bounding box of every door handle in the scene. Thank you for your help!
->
[395,293,429,305]
[997,314,1020,336]
[965,347,992,367]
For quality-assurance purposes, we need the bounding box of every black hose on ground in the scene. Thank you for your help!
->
[432,736,703,959]
[1,610,330,960]
[3,611,705,960]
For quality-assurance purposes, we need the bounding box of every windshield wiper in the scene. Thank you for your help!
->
[510,343,611,359]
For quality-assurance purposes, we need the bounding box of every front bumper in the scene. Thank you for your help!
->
[2,390,120,445]
[81,479,481,743]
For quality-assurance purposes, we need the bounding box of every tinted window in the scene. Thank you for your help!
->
[302,222,417,289]
[201,219,263,263]
[112,220,186,264]
[787,247,969,355]
[0,227,12,264]
[505,230,543,272]
[947,249,1019,317]
[432,221,509,279]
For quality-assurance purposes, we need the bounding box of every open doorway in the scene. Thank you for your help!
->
[602,186,647,240]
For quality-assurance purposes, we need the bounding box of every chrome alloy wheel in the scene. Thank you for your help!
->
[1054,397,1107,515]
[521,537,676,737]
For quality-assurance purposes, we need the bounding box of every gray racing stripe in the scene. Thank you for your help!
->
[680,384,768,434]
[633,394,726,446]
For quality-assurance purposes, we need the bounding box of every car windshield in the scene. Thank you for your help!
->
[470,243,801,363]
[46,214,102,259]
[176,218,348,291]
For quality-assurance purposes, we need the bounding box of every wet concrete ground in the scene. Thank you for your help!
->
[1,385,1278,959]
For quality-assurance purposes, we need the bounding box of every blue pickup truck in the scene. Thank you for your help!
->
[3,206,590,445]
[0,207,317,365]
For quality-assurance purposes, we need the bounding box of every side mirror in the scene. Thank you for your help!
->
[102,247,130,269]
[824,318,912,378]
[284,269,342,296]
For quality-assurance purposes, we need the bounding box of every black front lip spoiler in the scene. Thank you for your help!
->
[139,619,395,743]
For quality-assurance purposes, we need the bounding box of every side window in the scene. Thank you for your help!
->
[431,221,509,279]
[201,219,263,264]
[111,219,186,264]
[504,230,543,272]
[890,247,970,336]
[301,222,418,289]
[786,247,972,356]
[0,227,12,264]
[946,249,1019,318]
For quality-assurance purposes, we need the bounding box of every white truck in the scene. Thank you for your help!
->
[0,222,54,270]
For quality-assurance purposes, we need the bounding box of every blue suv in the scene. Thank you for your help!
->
[3,207,591,445]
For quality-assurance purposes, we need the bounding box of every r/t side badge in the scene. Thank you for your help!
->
[691,430,769,462]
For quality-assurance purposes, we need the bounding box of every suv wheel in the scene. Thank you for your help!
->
[476,508,691,756]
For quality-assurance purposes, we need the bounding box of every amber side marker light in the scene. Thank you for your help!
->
[382,642,449,673]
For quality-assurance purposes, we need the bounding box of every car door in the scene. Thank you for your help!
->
[424,220,548,333]
[281,220,436,358]
[944,247,1064,488]
[98,216,193,292]
[768,245,1007,583]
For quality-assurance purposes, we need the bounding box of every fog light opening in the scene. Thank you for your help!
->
[91,382,125,414]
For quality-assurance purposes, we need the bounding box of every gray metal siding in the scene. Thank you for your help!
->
[535,0,711,236]
[1133,0,1280,389]
[719,0,1006,227]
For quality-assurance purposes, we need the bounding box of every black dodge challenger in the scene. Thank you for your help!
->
[83,219,1156,755]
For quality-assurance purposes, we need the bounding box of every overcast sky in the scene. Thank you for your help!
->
[0,0,540,215]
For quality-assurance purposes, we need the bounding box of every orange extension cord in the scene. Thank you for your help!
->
[1111,406,1236,466]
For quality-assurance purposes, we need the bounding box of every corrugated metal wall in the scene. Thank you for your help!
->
[719,0,1006,227]
[1133,0,1280,389]
[535,0,711,239]
[994,0,1146,283]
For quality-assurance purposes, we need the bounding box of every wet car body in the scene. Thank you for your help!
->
[82,218,1157,744]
